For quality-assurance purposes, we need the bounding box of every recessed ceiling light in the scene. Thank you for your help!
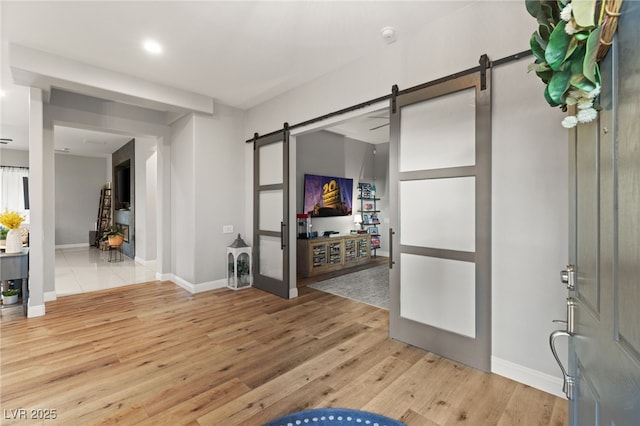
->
[143,39,163,55]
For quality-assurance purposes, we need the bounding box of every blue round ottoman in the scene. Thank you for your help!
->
[263,408,405,426]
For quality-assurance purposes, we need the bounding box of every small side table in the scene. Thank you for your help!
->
[0,248,29,316]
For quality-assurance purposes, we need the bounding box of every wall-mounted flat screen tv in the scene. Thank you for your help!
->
[303,174,353,217]
[116,166,131,204]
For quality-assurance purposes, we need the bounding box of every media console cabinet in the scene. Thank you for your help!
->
[297,234,371,277]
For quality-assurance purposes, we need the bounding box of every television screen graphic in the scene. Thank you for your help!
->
[303,174,353,217]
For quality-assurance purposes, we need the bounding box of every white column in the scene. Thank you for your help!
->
[27,88,45,317]
[155,135,171,279]
[43,124,55,300]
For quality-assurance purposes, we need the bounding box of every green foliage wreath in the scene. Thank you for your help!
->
[526,0,610,128]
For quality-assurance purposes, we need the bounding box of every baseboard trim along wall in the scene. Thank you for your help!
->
[156,272,172,281]
[55,243,90,249]
[491,356,565,399]
[166,273,296,297]
[27,303,46,318]
[134,256,156,267]
[171,274,227,294]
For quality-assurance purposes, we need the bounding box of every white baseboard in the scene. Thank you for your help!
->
[289,287,299,298]
[156,272,172,281]
[192,279,227,293]
[44,291,57,302]
[170,274,227,294]
[492,356,565,399]
[27,303,45,317]
[374,250,390,257]
[55,243,90,249]
[134,256,156,267]
[170,274,193,292]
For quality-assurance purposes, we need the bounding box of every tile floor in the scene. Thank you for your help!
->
[55,246,158,296]
[309,264,389,309]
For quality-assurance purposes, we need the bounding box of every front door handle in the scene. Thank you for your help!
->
[549,298,577,400]
[549,330,574,400]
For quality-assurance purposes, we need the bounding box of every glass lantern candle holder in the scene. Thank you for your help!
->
[227,234,252,290]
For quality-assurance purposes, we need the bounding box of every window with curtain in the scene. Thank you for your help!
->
[0,166,29,216]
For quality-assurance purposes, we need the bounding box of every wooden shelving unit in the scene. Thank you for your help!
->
[94,185,112,247]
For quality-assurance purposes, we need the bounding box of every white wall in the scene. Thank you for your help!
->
[54,154,107,246]
[168,105,246,289]
[491,59,568,385]
[193,105,245,285]
[0,148,29,167]
[244,0,568,396]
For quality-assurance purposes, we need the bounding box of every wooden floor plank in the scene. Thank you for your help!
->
[238,378,337,425]
[138,378,252,425]
[496,384,558,426]
[409,360,483,425]
[361,353,450,419]
[0,281,567,425]
[317,355,413,409]
[440,372,518,426]
[401,409,442,426]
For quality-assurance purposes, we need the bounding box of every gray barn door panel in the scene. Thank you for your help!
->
[389,68,492,372]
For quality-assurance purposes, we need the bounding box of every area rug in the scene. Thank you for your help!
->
[309,264,389,309]
[263,407,404,426]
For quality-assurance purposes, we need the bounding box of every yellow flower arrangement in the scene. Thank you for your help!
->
[0,210,25,229]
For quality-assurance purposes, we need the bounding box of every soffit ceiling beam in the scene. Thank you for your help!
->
[9,44,214,124]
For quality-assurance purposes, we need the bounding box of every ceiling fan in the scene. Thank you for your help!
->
[368,114,389,131]
[369,122,389,131]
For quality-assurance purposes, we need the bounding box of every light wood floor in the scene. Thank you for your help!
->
[0,281,567,425]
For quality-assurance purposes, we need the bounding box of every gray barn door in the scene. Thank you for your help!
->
[565,3,640,423]
[389,66,491,372]
[253,130,290,298]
